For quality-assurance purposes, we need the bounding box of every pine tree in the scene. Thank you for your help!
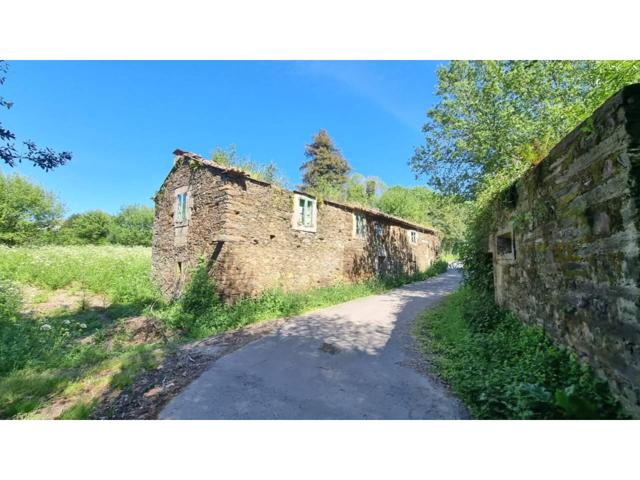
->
[301,130,350,191]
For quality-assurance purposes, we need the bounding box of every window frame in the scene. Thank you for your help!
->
[353,212,367,239]
[408,230,418,245]
[292,193,317,232]
[174,186,190,226]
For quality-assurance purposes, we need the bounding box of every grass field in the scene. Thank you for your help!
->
[0,245,164,419]
[0,245,449,419]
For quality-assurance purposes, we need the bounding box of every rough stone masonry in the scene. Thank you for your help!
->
[488,85,640,416]
[152,151,441,302]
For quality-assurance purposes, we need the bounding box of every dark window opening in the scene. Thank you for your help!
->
[496,231,515,258]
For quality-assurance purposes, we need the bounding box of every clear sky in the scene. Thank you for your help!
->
[2,61,443,215]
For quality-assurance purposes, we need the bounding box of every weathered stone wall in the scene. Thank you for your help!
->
[218,176,440,299]
[152,159,233,298]
[152,156,441,302]
[488,85,640,416]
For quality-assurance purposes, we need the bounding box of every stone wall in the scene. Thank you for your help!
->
[218,175,440,299]
[152,159,233,298]
[152,155,441,302]
[488,85,640,416]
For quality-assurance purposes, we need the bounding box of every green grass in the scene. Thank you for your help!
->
[0,245,159,304]
[0,245,164,419]
[0,245,450,419]
[415,285,626,419]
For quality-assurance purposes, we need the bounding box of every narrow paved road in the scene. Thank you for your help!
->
[160,270,467,419]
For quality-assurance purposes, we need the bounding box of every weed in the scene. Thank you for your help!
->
[415,285,626,419]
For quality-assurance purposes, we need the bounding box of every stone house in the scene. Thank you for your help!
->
[487,84,640,416]
[152,150,441,302]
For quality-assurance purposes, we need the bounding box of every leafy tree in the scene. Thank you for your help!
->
[343,173,385,207]
[411,60,640,199]
[376,185,471,253]
[301,130,351,191]
[0,172,63,245]
[58,210,113,245]
[0,61,72,171]
[108,204,154,246]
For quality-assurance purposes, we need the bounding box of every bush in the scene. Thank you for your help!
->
[108,205,154,246]
[415,285,626,419]
[56,210,113,245]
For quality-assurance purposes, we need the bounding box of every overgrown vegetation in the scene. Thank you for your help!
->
[410,61,640,419]
[0,246,163,419]
[0,243,449,419]
[154,259,449,339]
[415,286,625,419]
[211,145,287,187]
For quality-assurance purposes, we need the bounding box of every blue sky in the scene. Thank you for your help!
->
[1,61,443,215]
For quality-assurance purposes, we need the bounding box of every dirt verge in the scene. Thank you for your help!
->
[90,318,288,419]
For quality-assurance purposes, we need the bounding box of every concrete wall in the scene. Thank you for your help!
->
[152,157,441,302]
[488,85,640,416]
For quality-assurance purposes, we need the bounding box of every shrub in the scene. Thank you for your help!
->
[179,261,219,316]
[415,285,626,419]
[56,210,113,245]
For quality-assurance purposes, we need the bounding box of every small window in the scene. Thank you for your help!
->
[408,230,418,244]
[496,231,515,259]
[176,192,188,223]
[353,213,366,238]
[373,222,383,239]
[292,194,317,232]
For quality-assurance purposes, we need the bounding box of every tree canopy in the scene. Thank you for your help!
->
[301,130,351,192]
[376,186,471,252]
[0,172,63,245]
[0,61,72,171]
[108,204,154,246]
[411,60,640,199]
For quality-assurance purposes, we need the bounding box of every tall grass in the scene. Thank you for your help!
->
[0,245,159,304]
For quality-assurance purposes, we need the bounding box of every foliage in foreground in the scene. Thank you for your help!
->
[1,61,72,171]
[415,286,625,419]
[155,259,449,339]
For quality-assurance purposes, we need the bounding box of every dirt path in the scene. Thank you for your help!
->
[159,270,468,420]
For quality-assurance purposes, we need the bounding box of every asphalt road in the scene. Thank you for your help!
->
[160,269,468,419]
